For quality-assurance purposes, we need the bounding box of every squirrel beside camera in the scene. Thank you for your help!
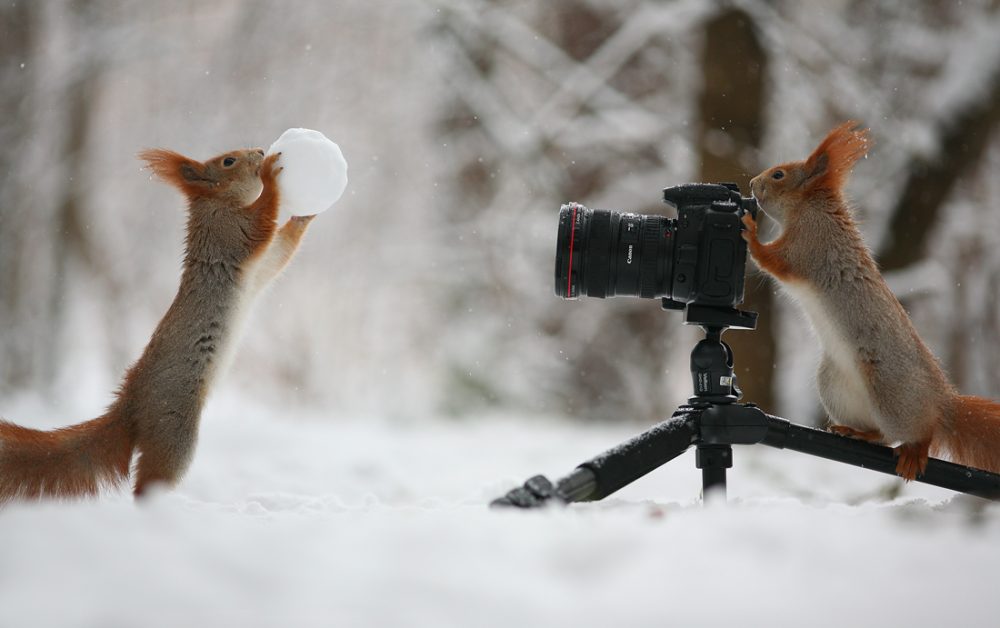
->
[0,147,315,503]
[742,121,1000,481]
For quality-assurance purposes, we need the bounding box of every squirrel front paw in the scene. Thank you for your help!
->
[741,213,758,243]
[260,152,284,182]
[281,214,316,234]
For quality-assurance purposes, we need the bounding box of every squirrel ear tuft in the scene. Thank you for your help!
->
[139,149,213,195]
[802,121,871,194]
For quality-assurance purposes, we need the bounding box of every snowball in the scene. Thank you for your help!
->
[266,128,348,216]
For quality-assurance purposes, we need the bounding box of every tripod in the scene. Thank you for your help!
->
[492,303,1000,507]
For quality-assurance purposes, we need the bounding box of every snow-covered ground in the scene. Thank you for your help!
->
[1,393,998,628]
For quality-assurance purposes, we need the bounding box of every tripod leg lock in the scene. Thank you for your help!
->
[699,403,770,444]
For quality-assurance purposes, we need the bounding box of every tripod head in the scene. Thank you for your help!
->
[667,302,757,404]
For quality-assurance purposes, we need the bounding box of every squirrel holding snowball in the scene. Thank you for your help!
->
[0,147,315,502]
[743,121,1000,480]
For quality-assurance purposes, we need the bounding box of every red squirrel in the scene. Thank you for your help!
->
[742,121,1000,481]
[0,147,314,502]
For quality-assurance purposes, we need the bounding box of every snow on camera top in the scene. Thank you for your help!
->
[266,128,348,216]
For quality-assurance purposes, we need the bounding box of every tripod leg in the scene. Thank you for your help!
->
[696,444,732,502]
[491,413,699,507]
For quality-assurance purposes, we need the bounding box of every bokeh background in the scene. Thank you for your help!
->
[3,0,1000,429]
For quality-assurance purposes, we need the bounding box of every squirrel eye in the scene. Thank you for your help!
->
[771,170,785,180]
[222,157,237,167]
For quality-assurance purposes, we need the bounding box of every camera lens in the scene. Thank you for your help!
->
[554,203,675,299]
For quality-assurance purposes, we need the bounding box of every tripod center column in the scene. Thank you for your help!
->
[696,443,732,501]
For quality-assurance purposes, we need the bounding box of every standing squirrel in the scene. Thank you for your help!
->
[742,121,1000,481]
[0,147,314,503]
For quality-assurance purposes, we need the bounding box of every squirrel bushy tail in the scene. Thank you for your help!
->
[0,412,133,504]
[934,396,1000,475]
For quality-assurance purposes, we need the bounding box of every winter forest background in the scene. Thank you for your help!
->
[3,1,1000,427]
[4,2,1000,626]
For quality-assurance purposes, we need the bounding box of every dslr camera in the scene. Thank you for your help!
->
[554,183,758,314]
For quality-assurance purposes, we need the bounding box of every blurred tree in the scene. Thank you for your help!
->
[0,1,115,395]
[0,2,38,390]
[695,8,772,410]
[47,0,108,387]
[879,59,1000,272]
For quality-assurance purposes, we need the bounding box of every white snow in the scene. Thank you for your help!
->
[267,128,348,216]
[1,392,998,628]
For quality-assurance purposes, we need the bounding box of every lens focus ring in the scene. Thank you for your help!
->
[638,216,663,298]
[584,210,612,298]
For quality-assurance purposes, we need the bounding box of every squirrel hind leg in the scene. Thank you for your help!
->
[132,449,186,499]
[133,467,176,499]
[829,425,884,443]
[893,439,931,481]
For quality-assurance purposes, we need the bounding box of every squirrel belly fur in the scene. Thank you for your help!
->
[743,121,1000,481]
[0,148,315,503]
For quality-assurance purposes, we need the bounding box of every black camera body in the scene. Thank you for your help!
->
[554,182,758,312]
